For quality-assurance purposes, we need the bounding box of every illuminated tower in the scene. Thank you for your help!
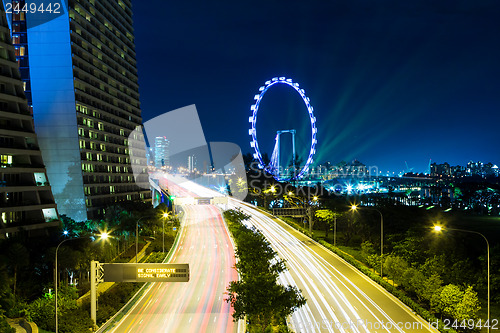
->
[2,0,151,220]
[188,155,196,173]
[0,3,59,235]
[154,136,169,169]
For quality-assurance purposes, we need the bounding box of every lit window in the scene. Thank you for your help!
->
[0,155,13,165]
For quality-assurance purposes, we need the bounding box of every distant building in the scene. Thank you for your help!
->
[467,161,499,177]
[450,165,466,178]
[188,155,197,173]
[430,162,451,177]
[0,5,59,236]
[146,147,154,166]
[2,0,151,220]
[337,159,370,177]
[154,137,169,168]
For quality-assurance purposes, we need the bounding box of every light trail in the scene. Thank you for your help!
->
[108,203,237,333]
[112,174,438,333]
[231,199,439,333]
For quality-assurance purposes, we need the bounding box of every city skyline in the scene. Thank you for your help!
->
[132,0,500,174]
[0,2,498,332]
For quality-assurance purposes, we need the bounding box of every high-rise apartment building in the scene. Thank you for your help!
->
[2,0,150,220]
[154,136,169,169]
[188,155,197,173]
[0,3,59,235]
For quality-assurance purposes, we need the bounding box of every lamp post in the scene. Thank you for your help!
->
[308,196,318,234]
[55,232,109,333]
[351,205,384,278]
[135,216,150,263]
[333,210,338,247]
[433,225,490,333]
[263,185,276,210]
[162,212,170,253]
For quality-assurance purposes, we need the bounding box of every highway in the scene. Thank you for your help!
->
[230,199,439,333]
[108,198,238,332]
[109,174,439,332]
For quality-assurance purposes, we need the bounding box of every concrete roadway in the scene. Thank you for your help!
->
[108,203,238,333]
[110,174,439,333]
[231,199,439,333]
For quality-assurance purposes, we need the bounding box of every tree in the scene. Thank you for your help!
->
[28,286,93,333]
[420,274,443,304]
[407,268,426,300]
[6,243,29,298]
[339,214,358,246]
[360,241,380,268]
[227,275,305,331]
[432,284,481,321]
[383,255,408,287]
[392,235,427,266]
[315,209,340,240]
[420,255,446,279]
[431,284,481,321]
[432,284,463,318]
[224,209,306,331]
[454,286,480,321]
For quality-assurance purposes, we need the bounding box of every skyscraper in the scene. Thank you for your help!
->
[0,3,59,235]
[2,0,150,220]
[154,136,169,169]
[188,155,197,173]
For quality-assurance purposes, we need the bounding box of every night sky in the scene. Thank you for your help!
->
[131,0,500,174]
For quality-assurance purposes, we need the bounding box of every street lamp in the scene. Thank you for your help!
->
[333,210,338,247]
[305,196,319,234]
[135,217,149,263]
[263,185,276,209]
[433,225,490,333]
[55,232,109,333]
[351,205,384,278]
[162,212,170,253]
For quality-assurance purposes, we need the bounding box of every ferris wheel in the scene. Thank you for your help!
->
[248,77,317,181]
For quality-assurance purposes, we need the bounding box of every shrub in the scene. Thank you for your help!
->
[0,316,15,333]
